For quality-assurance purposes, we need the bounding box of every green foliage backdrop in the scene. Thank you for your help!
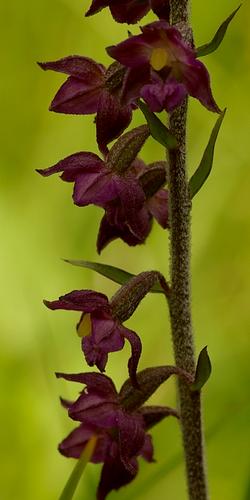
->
[0,1,249,499]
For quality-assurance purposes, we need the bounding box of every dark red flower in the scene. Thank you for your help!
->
[37,152,169,252]
[85,0,170,24]
[56,371,173,499]
[44,290,141,384]
[38,56,132,153]
[37,125,169,251]
[107,20,221,113]
[97,159,169,252]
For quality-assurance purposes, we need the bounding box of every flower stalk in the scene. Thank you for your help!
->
[168,1,209,499]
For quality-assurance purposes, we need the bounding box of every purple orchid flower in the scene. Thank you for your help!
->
[37,125,169,251]
[56,371,174,499]
[38,56,132,154]
[37,150,145,210]
[36,150,149,252]
[44,290,142,384]
[97,158,169,252]
[107,20,221,113]
[85,0,170,24]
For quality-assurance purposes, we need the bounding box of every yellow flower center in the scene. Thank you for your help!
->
[77,313,92,338]
[150,47,170,71]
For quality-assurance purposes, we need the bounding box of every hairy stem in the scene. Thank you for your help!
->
[168,1,209,499]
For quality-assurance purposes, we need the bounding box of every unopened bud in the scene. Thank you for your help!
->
[107,125,150,174]
[110,271,170,323]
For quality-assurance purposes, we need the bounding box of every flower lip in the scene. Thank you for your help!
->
[150,47,170,71]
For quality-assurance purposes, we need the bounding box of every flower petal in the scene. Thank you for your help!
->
[73,171,114,206]
[39,56,105,115]
[107,35,152,68]
[110,0,150,24]
[151,0,170,21]
[121,326,142,387]
[117,411,145,470]
[140,433,154,462]
[37,152,103,181]
[69,396,119,427]
[126,205,152,241]
[106,174,146,226]
[59,423,110,462]
[38,55,105,80]
[82,336,109,372]
[147,189,169,228]
[73,170,130,207]
[44,290,109,312]
[97,212,142,253]
[97,457,138,500]
[96,90,132,155]
[67,369,119,426]
[56,371,117,396]
[180,59,221,113]
[49,76,103,114]
[58,423,97,458]
[82,316,125,372]
[85,0,110,17]
[96,176,152,250]
[121,65,151,104]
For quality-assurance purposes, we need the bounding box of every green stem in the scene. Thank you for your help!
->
[168,2,209,499]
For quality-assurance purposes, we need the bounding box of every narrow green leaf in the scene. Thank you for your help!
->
[189,109,226,199]
[59,436,97,500]
[197,5,242,57]
[64,259,165,294]
[138,100,178,150]
[190,347,212,392]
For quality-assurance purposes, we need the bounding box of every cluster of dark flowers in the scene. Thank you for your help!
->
[39,0,221,498]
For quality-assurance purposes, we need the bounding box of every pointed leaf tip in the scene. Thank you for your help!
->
[197,5,242,57]
[59,435,97,500]
[189,109,226,199]
[64,259,165,294]
[191,347,212,392]
[138,100,178,150]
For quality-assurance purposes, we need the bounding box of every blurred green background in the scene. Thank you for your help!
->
[0,1,249,499]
